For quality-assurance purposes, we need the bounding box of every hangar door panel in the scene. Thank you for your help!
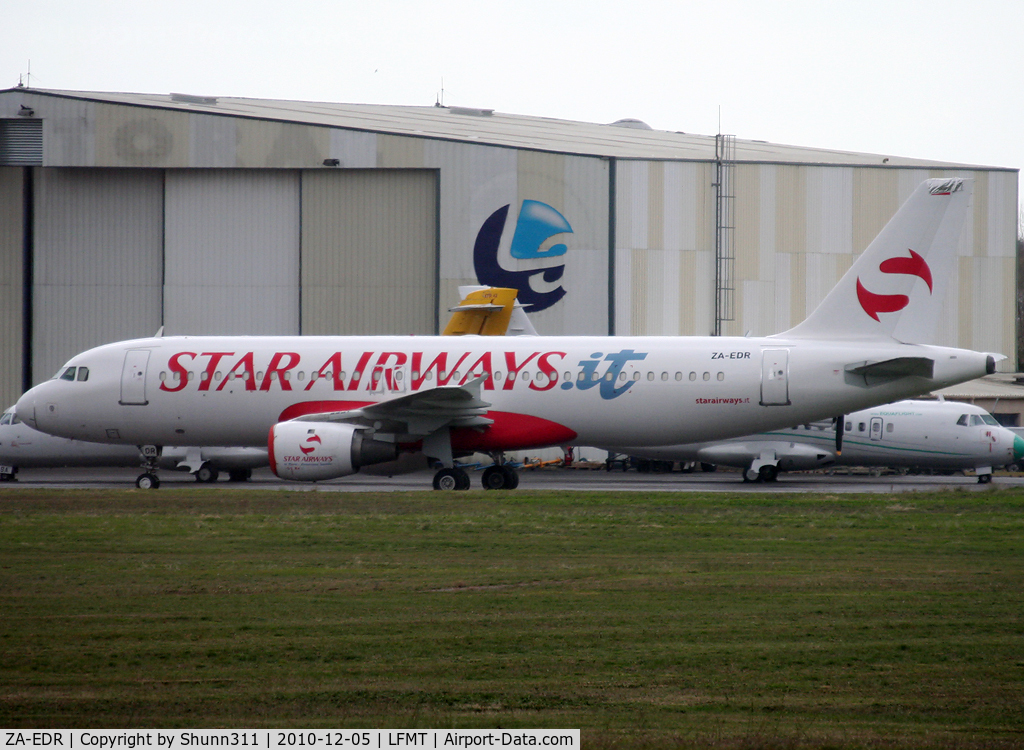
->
[164,170,300,335]
[0,168,24,405]
[302,170,437,335]
[32,168,163,385]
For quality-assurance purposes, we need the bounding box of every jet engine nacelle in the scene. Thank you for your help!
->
[269,421,399,481]
[697,441,835,472]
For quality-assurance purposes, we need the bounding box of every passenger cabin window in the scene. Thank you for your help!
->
[886,423,894,433]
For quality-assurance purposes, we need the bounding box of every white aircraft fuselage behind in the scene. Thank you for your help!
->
[0,407,266,479]
[612,400,1024,480]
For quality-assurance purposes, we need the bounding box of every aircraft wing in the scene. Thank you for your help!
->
[291,378,493,440]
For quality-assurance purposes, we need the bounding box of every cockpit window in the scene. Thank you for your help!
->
[957,415,969,426]
[55,366,89,382]
[0,413,10,426]
[981,414,999,426]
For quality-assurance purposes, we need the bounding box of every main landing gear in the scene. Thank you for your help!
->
[481,462,519,490]
[433,466,471,490]
[430,456,520,491]
[743,464,779,483]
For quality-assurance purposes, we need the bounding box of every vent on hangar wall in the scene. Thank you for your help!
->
[0,119,42,165]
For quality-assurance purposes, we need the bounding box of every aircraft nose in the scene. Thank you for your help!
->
[1013,434,1024,463]
[14,389,38,429]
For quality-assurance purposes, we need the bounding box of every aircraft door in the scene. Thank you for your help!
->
[760,349,791,406]
[120,349,151,405]
[869,417,883,441]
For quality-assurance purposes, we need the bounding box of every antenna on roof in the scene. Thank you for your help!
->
[435,77,445,108]
[17,60,31,88]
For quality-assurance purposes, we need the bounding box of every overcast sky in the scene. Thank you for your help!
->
[5,0,1022,214]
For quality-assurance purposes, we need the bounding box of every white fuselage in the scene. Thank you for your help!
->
[15,334,994,455]
[0,408,267,474]
[614,400,1024,473]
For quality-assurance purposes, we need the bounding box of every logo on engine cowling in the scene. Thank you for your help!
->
[299,432,321,455]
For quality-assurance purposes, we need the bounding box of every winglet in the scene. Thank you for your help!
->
[782,178,972,343]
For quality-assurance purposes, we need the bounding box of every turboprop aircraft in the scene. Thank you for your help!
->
[0,406,266,483]
[612,399,1023,484]
[14,178,1000,490]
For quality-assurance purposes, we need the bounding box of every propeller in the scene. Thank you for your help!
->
[835,415,845,455]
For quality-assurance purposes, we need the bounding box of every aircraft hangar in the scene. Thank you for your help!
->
[0,87,1018,409]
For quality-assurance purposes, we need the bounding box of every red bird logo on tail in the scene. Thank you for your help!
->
[856,249,932,321]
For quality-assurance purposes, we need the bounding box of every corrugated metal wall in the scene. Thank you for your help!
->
[615,160,714,336]
[424,140,519,312]
[32,168,163,384]
[164,170,300,335]
[0,168,23,407]
[301,169,437,335]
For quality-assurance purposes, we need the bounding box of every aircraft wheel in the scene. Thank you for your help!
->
[136,472,160,490]
[978,473,992,484]
[500,465,519,489]
[743,469,759,482]
[228,469,252,482]
[758,465,779,482]
[0,469,16,482]
[195,466,219,483]
[482,465,506,490]
[433,467,470,491]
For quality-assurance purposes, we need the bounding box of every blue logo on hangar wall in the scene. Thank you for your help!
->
[473,200,573,313]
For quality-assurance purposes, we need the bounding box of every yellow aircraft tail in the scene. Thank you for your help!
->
[443,287,536,336]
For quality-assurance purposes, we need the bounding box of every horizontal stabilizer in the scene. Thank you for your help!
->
[449,303,505,312]
[844,356,934,386]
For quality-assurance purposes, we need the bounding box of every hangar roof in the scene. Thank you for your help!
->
[932,373,1024,401]
[3,87,1005,169]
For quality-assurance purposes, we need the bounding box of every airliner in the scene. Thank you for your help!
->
[0,406,266,483]
[611,399,1023,483]
[14,178,1000,490]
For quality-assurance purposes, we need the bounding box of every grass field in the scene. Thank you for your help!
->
[1,486,1023,748]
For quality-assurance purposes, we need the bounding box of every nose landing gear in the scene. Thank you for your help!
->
[135,444,162,489]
